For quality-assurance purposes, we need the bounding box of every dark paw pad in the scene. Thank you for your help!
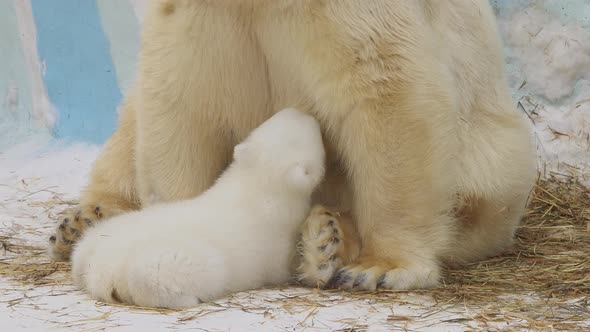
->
[352,273,367,288]
[328,269,352,288]
[376,275,387,289]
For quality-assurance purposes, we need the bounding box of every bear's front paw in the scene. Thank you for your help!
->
[296,205,344,288]
[49,205,103,261]
[326,257,440,291]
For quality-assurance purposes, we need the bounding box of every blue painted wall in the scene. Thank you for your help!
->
[30,0,121,144]
[0,0,143,150]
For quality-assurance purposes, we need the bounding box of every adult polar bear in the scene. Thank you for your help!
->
[50,0,536,291]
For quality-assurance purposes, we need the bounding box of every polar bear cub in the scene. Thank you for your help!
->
[71,108,326,309]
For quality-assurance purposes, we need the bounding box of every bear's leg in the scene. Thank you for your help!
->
[49,94,140,261]
[325,93,458,291]
[134,2,271,205]
[446,108,536,265]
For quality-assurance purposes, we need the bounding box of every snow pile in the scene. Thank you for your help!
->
[0,140,100,200]
[498,5,590,180]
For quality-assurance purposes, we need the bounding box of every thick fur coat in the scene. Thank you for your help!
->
[71,109,326,308]
[52,0,536,293]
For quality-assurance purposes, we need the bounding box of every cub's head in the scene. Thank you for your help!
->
[233,108,326,194]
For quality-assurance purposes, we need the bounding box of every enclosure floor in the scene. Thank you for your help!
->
[0,141,587,332]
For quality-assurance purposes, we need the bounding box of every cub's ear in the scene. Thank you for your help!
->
[233,142,253,165]
[286,163,313,190]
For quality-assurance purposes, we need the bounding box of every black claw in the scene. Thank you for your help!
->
[84,218,93,226]
[318,245,327,252]
[49,235,56,243]
[94,206,102,218]
[332,237,340,244]
[326,272,341,288]
[325,279,337,290]
[63,218,70,224]
[377,275,387,289]
[329,255,338,262]
[333,228,339,235]
[340,272,352,285]
[327,219,335,227]
[330,269,352,287]
[111,288,122,303]
[319,263,328,270]
[59,223,66,231]
[60,233,74,245]
[353,273,367,288]
[75,210,82,221]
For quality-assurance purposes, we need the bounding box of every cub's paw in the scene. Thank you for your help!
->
[296,205,344,288]
[326,257,440,291]
[49,205,104,261]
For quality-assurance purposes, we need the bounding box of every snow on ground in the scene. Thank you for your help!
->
[497,5,590,182]
[4,142,587,332]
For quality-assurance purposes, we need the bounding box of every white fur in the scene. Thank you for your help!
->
[51,1,536,292]
[71,108,325,309]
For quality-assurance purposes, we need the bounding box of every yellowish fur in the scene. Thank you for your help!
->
[50,0,536,291]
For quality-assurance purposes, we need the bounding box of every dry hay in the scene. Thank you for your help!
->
[0,236,71,286]
[428,174,590,329]
[1,175,589,330]
[440,174,589,300]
